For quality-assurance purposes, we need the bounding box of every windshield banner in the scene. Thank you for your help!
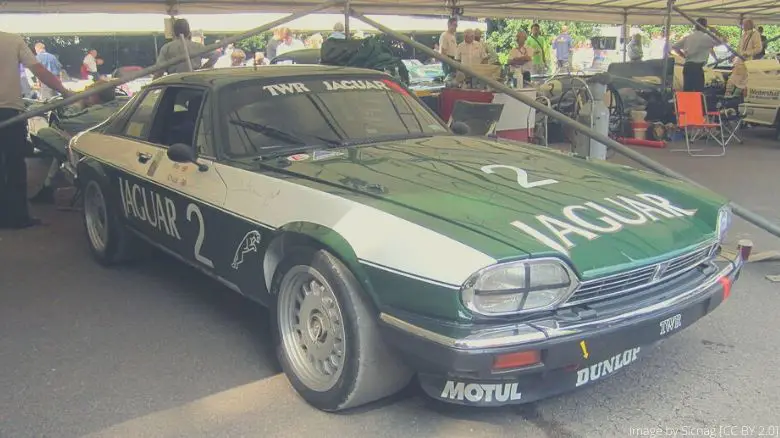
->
[261,78,407,97]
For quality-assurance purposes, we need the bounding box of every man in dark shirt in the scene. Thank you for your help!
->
[266,28,282,60]
[757,26,768,59]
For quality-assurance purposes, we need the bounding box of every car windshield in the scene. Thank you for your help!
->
[219,76,448,158]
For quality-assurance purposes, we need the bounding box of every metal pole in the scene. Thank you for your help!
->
[660,0,674,96]
[622,11,628,63]
[344,0,350,39]
[180,34,194,72]
[672,5,743,61]
[0,0,344,131]
[350,8,780,240]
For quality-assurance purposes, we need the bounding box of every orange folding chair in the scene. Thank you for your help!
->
[672,91,726,157]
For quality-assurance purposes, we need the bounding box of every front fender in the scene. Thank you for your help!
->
[273,221,377,299]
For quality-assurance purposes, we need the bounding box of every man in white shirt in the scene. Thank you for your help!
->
[508,31,535,88]
[82,49,98,80]
[455,29,487,67]
[276,28,306,56]
[0,30,70,228]
[438,17,458,76]
[672,17,721,91]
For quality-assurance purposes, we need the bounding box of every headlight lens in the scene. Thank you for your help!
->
[461,259,579,316]
[716,205,732,244]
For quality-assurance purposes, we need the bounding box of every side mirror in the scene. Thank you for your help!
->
[167,143,208,171]
[451,121,471,136]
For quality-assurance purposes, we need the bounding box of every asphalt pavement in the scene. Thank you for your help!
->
[1,129,779,438]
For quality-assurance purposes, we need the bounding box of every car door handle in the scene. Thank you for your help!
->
[137,152,153,164]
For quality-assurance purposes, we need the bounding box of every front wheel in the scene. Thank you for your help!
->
[274,247,413,411]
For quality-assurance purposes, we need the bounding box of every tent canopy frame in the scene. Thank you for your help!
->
[1,0,778,239]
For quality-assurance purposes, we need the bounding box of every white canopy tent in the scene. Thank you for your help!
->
[0,12,485,36]
[0,0,777,25]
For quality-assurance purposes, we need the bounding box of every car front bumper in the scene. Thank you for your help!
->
[379,255,743,407]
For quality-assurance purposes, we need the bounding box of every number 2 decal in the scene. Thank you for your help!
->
[186,203,215,268]
[481,164,559,188]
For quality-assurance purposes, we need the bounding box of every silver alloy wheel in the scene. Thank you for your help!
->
[278,265,347,392]
[84,180,109,253]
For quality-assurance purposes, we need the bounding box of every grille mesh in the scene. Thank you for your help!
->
[566,243,717,306]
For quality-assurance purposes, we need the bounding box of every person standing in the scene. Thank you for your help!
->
[473,29,498,64]
[438,17,458,76]
[508,31,534,88]
[553,25,573,71]
[34,43,62,100]
[82,49,98,81]
[727,19,763,95]
[672,18,721,92]
[455,29,487,67]
[266,28,282,60]
[627,33,644,62]
[526,23,550,76]
[276,28,305,56]
[757,26,768,59]
[330,22,346,40]
[154,19,219,79]
[19,63,33,99]
[0,30,70,228]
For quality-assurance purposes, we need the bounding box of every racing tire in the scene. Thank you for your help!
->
[272,247,413,412]
[81,176,139,266]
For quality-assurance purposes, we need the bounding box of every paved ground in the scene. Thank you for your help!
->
[1,129,779,438]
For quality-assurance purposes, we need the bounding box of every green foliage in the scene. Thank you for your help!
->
[233,31,274,53]
[486,19,599,57]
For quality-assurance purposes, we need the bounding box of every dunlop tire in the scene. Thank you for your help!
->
[272,246,413,412]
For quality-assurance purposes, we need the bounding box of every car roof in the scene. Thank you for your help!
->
[151,65,387,88]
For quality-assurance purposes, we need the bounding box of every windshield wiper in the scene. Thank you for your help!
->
[340,132,434,147]
[230,119,341,147]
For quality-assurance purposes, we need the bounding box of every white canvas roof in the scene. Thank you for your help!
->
[0,13,485,36]
[0,0,776,25]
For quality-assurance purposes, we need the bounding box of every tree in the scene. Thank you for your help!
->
[486,19,600,64]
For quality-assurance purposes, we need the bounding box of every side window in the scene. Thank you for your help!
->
[194,95,215,157]
[121,88,163,140]
[148,87,206,148]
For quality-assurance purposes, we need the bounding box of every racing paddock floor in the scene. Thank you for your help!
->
[1,128,779,438]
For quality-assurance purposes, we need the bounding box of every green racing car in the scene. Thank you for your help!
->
[66,65,743,411]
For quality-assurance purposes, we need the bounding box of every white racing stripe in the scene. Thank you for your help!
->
[215,164,497,287]
[73,134,497,287]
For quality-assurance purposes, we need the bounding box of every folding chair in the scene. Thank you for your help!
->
[715,96,745,145]
[672,91,726,157]
[447,100,504,137]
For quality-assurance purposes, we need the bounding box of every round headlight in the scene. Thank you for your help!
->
[461,259,579,316]
[716,206,732,244]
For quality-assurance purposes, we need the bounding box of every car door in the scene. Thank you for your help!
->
[140,86,229,274]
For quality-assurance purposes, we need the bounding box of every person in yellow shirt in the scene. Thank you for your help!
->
[727,19,763,95]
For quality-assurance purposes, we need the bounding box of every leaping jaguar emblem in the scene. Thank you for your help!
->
[231,230,263,270]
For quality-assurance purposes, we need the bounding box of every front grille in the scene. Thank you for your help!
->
[565,242,717,306]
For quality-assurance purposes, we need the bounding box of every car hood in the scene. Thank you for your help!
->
[266,136,725,279]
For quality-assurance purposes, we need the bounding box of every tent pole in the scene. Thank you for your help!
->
[622,10,628,62]
[349,8,780,240]
[660,0,673,98]
[672,5,743,61]
[344,0,350,39]
[0,0,345,131]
